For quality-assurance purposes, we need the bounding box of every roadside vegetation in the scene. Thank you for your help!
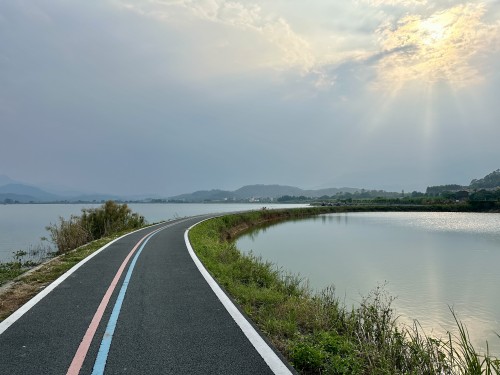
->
[46,200,145,255]
[189,207,500,374]
[0,201,147,319]
[0,231,137,321]
[0,244,53,286]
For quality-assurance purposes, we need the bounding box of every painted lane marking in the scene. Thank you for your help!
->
[184,224,293,375]
[0,224,162,336]
[83,218,191,374]
[66,225,167,375]
[90,229,159,375]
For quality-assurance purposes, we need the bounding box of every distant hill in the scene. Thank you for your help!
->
[233,185,360,199]
[168,184,361,202]
[0,175,17,186]
[470,169,500,189]
[169,189,236,202]
[0,184,60,202]
[426,169,500,195]
[0,193,40,203]
[7,169,498,204]
[0,178,125,203]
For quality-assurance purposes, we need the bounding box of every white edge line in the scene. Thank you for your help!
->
[184,220,293,375]
[0,223,165,336]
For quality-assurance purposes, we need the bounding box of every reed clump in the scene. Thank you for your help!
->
[46,200,145,255]
[189,209,500,374]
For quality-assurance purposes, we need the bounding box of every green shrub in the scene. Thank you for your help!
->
[46,201,146,254]
[46,215,92,255]
[80,200,145,239]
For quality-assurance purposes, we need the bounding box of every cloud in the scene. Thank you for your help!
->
[365,0,428,7]
[373,3,500,87]
[116,0,315,71]
[1,0,499,196]
[4,0,499,97]
[116,0,500,92]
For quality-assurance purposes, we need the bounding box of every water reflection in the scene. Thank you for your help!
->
[236,212,500,356]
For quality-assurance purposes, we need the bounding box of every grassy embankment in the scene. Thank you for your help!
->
[0,201,147,321]
[189,206,500,375]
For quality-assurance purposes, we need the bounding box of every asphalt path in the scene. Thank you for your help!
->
[0,216,294,374]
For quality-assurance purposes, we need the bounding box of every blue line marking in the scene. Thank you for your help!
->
[91,229,162,375]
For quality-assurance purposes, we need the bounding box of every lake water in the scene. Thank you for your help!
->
[237,212,500,356]
[0,203,306,262]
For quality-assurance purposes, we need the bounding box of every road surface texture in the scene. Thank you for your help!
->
[0,216,294,374]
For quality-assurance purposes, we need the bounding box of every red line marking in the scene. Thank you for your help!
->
[66,229,157,375]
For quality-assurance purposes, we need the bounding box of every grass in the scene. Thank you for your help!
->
[188,207,500,374]
[0,243,54,286]
[0,262,34,286]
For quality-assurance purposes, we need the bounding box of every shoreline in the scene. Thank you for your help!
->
[188,207,500,374]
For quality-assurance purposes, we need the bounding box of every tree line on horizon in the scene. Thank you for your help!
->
[278,169,500,205]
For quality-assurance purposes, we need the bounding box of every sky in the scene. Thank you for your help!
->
[1,0,499,196]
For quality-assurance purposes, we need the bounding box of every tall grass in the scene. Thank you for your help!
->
[46,201,145,255]
[189,209,500,374]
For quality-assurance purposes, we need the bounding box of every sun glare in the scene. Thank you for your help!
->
[375,3,496,88]
[420,17,447,45]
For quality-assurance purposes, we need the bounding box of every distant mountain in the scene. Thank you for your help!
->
[0,177,127,203]
[0,183,60,202]
[0,175,18,186]
[470,169,500,189]
[233,185,360,199]
[426,169,500,195]
[169,189,236,202]
[0,193,40,203]
[168,184,361,202]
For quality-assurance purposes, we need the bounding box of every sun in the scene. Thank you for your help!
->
[374,4,495,87]
[420,17,447,46]
[362,4,493,140]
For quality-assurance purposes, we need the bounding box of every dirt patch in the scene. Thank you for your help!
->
[0,252,77,322]
[0,258,66,321]
[0,282,41,321]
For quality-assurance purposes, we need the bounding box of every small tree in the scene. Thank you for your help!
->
[46,201,146,254]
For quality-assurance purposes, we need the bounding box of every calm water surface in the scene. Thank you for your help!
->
[0,203,305,262]
[237,212,500,356]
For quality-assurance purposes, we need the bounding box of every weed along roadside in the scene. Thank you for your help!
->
[0,233,129,321]
[188,208,500,375]
[0,201,149,321]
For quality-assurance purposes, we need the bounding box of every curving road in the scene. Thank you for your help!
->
[0,216,294,374]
